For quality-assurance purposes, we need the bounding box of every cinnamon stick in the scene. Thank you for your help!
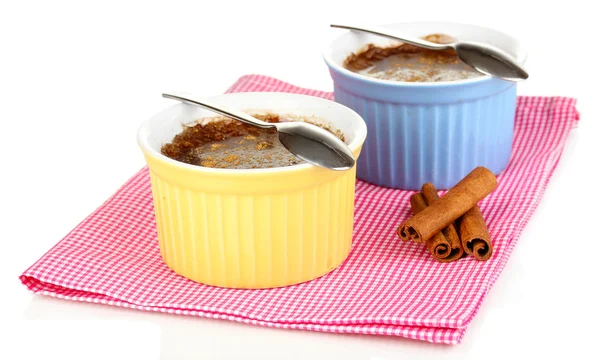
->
[420,183,464,262]
[410,192,464,262]
[397,167,497,243]
[457,206,493,261]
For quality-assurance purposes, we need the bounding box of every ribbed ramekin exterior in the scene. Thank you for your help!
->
[327,65,518,190]
[334,84,516,190]
[146,165,357,289]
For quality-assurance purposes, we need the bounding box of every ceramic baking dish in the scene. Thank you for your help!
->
[324,22,527,190]
[137,92,367,289]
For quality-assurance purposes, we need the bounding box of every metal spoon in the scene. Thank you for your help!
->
[162,92,355,171]
[330,24,528,82]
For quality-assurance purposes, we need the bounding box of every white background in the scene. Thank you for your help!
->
[1,0,599,359]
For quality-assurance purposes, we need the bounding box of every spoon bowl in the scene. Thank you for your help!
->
[162,92,355,171]
[453,41,529,82]
[276,121,356,170]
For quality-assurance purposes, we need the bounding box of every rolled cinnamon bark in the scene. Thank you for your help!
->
[457,206,493,261]
[397,167,497,243]
[410,192,464,263]
[420,183,464,261]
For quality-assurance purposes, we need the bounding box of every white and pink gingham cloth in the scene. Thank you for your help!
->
[20,75,579,345]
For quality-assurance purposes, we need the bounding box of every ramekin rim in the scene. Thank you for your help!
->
[137,92,368,175]
[323,21,529,88]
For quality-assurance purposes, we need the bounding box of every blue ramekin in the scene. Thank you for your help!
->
[324,22,527,190]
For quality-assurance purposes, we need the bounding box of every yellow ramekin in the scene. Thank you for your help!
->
[137,92,367,289]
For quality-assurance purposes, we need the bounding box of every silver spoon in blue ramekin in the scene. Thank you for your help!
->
[330,24,528,82]
[162,92,355,171]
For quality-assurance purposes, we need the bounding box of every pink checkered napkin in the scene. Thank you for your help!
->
[20,75,579,345]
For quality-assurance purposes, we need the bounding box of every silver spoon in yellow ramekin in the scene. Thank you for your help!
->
[162,92,355,171]
[330,24,528,82]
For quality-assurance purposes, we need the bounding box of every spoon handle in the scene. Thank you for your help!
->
[330,24,449,50]
[162,92,274,129]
